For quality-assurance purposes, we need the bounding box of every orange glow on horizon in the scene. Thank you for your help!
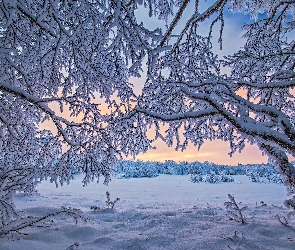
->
[133,139,268,165]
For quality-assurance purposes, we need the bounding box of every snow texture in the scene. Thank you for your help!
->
[0,174,294,250]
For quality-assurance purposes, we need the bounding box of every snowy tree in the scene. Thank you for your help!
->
[1,0,295,232]
[114,0,295,191]
[0,0,161,233]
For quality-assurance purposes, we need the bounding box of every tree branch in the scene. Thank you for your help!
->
[180,86,295,153]
[16,1,57,38]
[160,0,191,46]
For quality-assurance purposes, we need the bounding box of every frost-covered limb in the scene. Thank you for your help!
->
[170,0,227,50]
[276,214,292,228]
[0,0,162,162]
[284,197,295,219]
[116,0,295,194]
[128,106,220,121]
[260,144,295,193]
[179,86,295,150]
[15,1,57,38]
[0,206,87,236]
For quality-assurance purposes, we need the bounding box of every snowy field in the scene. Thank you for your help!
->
[1,175,295,250]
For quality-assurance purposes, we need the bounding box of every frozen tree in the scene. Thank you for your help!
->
[0,0,161,233]
[1,0,295,232]
[114,0,295,192]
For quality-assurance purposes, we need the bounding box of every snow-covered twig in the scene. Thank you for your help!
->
[105,191,120,209]
[65,242,80,250]
[224,194,247,224]
[0,207,87,237]
[275,197,295,229]
[276,214,291,228]
[284,197,295,218]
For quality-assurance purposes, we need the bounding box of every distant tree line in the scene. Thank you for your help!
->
[110,160,287,184]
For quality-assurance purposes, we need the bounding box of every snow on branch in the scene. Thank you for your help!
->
[0,206,87,236]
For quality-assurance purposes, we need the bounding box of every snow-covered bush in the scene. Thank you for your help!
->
[246,164,286,184]
[204,173,220,183]
[267,174,285,184]
[246,164,276,178]
[116,160,159,178]
[190,174,203,183]
[248,173,261,183]
[203,173,235,184]
[218,174,235,183]
[190,171,235,184]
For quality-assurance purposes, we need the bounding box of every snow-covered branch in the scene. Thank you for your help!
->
[15,1,57,38]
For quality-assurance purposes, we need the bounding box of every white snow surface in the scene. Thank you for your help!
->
[1,175,295,250]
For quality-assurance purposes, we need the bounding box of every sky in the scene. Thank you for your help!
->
[128,1,269,165]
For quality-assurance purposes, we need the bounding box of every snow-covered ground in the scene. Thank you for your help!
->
[1,175,295,250]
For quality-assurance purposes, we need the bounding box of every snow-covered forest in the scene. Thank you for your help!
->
[115,160,285,184]
[1,0,295,247]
